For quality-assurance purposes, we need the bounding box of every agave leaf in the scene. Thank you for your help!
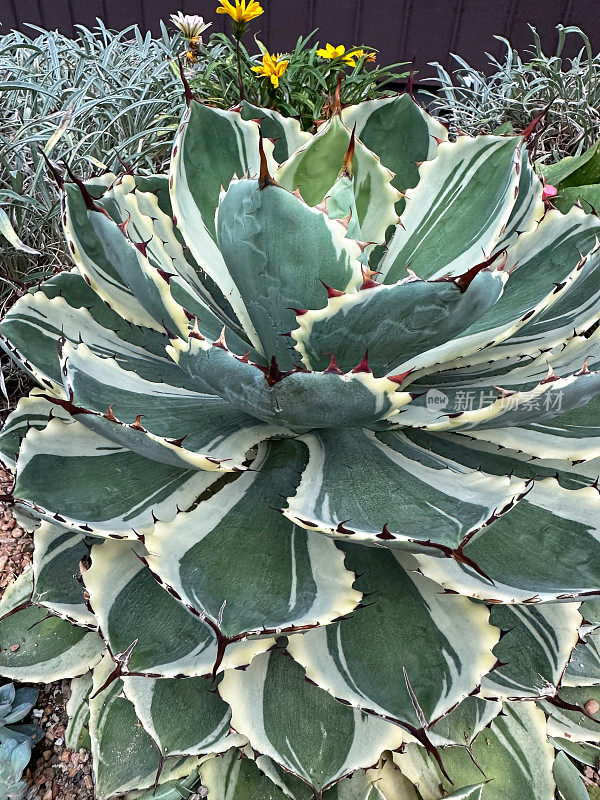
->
[542,686,600,743]
[291,269,505,375]
[0,271,194,392]
[98,175,253,351]
[32,521,96,626]
[14,418,222,537]
[122,674,245,757]
[436,788,484,800]
[200,747,414,800]
[481,604,582,699]
[89,173,243,341]
[395,702,554,800]
[553,751,589,800]
[239,102,312,162]
[89,653,200,800]
[275,114,357,205]
[340,94,448,195]
[324,174,363,240]
[144,439,360,639]
[284,428,527,551]
[402,368,600,433]
[0,392,72,469]
[83,200,190,335]
[69,173,242,348]
[171,102,277,352]
[219,647,404,795]
[496,145,545,248]
[402,424,599,493]
[551,738,600,769]
[216,177,362,369]
[0,572,104,682]
[379,136,521,283]
[563,628,600,688]
[171,103,276,243]
[0,571,33,617]
[63,177,159,329]
[275,115,400,247]
[60,342,285,469]
[287,545,498,729]
[411,478,600,602]
[388,206,600,378]
[452,240,600,372]
[426,697,501,748]
[200,749,292,800]
[65,671,93,750]
[84,539,274,677]
[122,770,202,800]
[170,335,407,431]
[411,311,600,413]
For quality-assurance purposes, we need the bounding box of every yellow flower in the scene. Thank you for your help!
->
[316,43,347,60]
[344,48,376,67]
[252,52,289,88]
[216,0,264,23]
[317,44,376,66]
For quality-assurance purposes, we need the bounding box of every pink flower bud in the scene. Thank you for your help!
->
[542,184,558,201]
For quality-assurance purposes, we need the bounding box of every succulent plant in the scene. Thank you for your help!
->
[0,739,34,800]
[1,85,600,800]
[0,682,42,800]
[0,682,42,748]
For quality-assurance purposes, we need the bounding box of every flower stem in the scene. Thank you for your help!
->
[235,38,246,102]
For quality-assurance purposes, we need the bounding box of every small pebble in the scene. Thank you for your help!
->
[585,699,600,715]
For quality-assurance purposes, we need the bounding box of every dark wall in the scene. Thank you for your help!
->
[0,0,597,80]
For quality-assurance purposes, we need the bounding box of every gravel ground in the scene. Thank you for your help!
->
[24,682,94,800]
[0,468,32,594]
[0,465,95,800]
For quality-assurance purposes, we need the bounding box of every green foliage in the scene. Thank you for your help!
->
[0,739,32,800]
[538,139,600,214]
[0,683,42,800]
[2,86,600,800]
[0,21,183,309]
[429,24,600,160]
[0,682,42,747]
[187,31,408,130]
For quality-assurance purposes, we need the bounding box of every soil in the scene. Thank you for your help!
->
[0,466,95,800]
[0,468,32,595]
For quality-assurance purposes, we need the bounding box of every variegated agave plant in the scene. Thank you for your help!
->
[1,87,600,800]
